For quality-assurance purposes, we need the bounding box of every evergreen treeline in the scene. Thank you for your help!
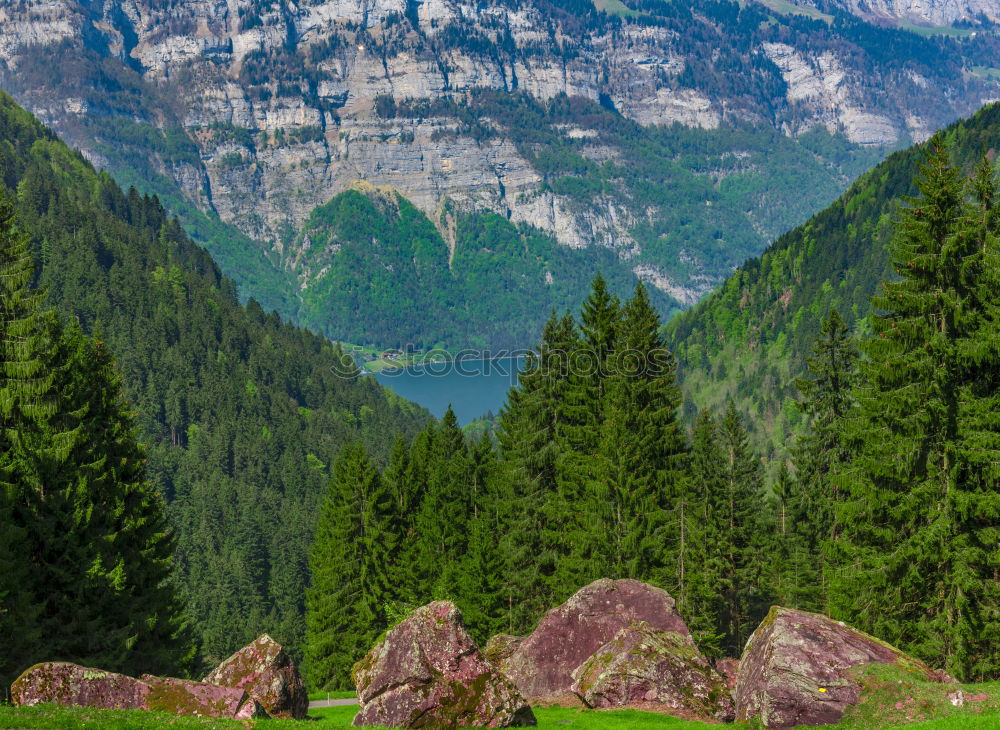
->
[668,101,1000,462]
[0,197,192,692]
[306,278,776,688]
[0,91,430,671]
[307,140,999,689]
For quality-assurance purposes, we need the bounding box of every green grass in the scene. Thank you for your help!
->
[971,66,1000,80]
[307,690,357,702]
[592,0,642,18]
[829,664,1000,729]
[897,20,976,37]
[755,0,833,23]
[4,694,1000,729]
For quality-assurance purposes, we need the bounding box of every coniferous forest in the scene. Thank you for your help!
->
[0,91,429,690]
[304,138,1000,690]
[0,80,999,728]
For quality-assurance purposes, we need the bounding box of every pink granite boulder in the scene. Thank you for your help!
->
[570,622,734,721]
[204,634,307,719]
[11,663,150,710]
[483,635,524,669]
[352,600,536,728]
[716,658,739,691]
[501,579,692,703]
[140,674,264,719]
[735,607,949,729]
[11,662,264,720]
[139,674,267,720]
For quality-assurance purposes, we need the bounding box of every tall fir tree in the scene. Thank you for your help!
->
[719,399,766,656]
[791,308,857,611]
[675,409,727,658]
[496,311,579,624]
[305,443,400,690]
[0,197,191,685]
[831,141,1000,680]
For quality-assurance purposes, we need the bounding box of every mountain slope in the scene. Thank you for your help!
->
[4,0,999,347]
[666,100,1000,459]
[0,91,431,666]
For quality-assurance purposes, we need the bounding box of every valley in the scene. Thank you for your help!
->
[5,0,999,348]
[1,0,999,728]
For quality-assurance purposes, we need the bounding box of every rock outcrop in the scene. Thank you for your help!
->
[484,635,524,670]
[570,621,734,721]
[716,657,740,691]
[735,606,950,729]
[141,675,264,719]
[12,663,150,711]
[1,0,996,327]
[501,579,692,703]
[11,662,264,720]
[353,601,536,728]
[204,634,308,719]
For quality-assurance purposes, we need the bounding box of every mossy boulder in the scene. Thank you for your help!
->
[352,600,536,728]
[502,579,692,704]
[203,634,307,719]
[484,635,524,669]
[735,606,951,729]
[11,662,264,720]
[140,674,264,719]
[570,621,734,721]
[12,662,149,710]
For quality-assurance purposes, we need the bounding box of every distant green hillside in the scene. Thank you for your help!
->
[666,101,1000,460]
[0,91,431,669]
[294,184,672,350]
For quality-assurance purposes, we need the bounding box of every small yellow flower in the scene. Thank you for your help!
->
[818,688,827,693]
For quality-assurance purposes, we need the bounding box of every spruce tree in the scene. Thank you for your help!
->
[792,308,857,611]
[676,409,727,658]
[496,312,578,624]
[305,443,398,690]
[0,197,191,683]
[719,400,765,656]
[831,141,1000,680]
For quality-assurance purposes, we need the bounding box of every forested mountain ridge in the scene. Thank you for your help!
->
[3,0,999,347]
[0,90,431,669]
[666,100,1000,461]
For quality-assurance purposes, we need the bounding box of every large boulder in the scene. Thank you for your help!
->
[501,579,691,703]
[483,635,524,669]
[735,607,949,729]
[203,634,308,719]
[571,621,734,721]
[12,663,149,710]
[716,658,740,690]
[140,674,264,719]
[352,601,536,728]
[11,662,264,720]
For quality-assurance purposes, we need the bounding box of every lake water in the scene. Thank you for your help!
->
[374,357,524,424]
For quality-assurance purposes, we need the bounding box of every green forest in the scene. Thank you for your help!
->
[304,131,1000,691]
[668,101,1000,462]
[0,91,430,689]
[1,67,999,730]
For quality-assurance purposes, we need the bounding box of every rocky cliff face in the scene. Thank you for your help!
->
[820,0,1000,25]
[1,0,997,333]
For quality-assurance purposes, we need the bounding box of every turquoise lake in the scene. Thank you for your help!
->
[374,357,524,424]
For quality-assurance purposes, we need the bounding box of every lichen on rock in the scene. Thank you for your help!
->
[11,662,150,710]
[140,674,265,719]
[501,578,693,704]
[352,600,536,728]
[203,633,308,719]
[735,606,950,729]
[570,621,734,722]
